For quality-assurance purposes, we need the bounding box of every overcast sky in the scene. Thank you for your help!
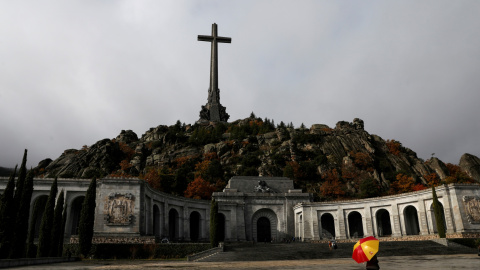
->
[1,0,479,168]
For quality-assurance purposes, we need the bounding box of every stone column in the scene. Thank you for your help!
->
[391,204,402,237]
[183,205,189,241]
[417,201,429,235]
[399,211,407,236]
[336,208,347,239]
[230,205,238,240]
[164,202,169,238]
[364,208,373,236]
[441,185,456,233]
[312,209,320,241]
[236,203,246,241]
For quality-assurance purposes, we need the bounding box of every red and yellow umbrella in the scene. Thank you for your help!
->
[352,236,379,263]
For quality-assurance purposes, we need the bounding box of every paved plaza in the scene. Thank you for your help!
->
[9,254,480,270]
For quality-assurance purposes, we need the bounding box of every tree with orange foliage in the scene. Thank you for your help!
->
[141,167,163,191]
[350,151,374,172]
[444,163,476,184]
[184,176,216,200]
[386,140,402,156]
[319,169,345,200]
[423,173,441,187]
[389,173,423,194]
[119,142,135,160]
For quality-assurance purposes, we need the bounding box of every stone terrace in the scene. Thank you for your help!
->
[197,240,476,262]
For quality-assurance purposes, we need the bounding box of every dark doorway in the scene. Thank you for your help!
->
[217,213,226,241]
[257,217,271,242]
[70,196,85,235]
[190,211,200,242]
[376,209,392,237]
[169,208,179,240]
[320,213,335,239]
[153,205,160,237]
[404,206,420,235]
[348,211,364,238]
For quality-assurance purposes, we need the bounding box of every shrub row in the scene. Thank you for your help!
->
[63,243,212,259]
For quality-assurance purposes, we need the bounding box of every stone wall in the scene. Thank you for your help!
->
[295,183,480,241]
[69,235,155,244]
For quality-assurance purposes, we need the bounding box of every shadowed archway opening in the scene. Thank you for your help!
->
[70,196,85,235]
[376,209,392,237]
[257,217,271,242]
[153,205,160,237]
[190,211,201,242]
[169,208,179,241]
[348,211,364,238]
[217,213,226,242]
[404,206,420,235]
[251,209,278,242]
[320,213,335,239]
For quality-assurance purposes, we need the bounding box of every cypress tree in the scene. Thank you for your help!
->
[10,169,34,258]
[58,203,68,256]
[432,186,446,238]
[26,196,48,258]
[78,178,97,257]
[37,178,58,257]
[209,198,219,247]
[13,150,28,208]
[0,166,17,258]
[50,190,64,257]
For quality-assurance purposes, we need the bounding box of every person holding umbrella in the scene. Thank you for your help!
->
[352,236,380,269]
[366,254,380,269]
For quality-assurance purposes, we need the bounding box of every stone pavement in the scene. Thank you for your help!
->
[8,241,479,269]
[8,254,480,269]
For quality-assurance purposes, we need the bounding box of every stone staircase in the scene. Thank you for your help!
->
[196,240,476,262]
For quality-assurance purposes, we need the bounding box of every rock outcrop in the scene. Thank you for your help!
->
[459,153,480,182]
[34,117,479,197]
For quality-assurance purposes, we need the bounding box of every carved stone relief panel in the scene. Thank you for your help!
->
[463,196,480,224]
[104,193,135,226]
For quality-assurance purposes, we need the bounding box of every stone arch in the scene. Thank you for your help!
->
[252,209,278,242]
[30,195,48,238]
[168,208,179,241]
[430,202,447,233]
[69,196,85,235]
[348,211,364,238]
[153,204,161,237]
[404,205,420,235]
[375,209,392,237]
[320,213,335,239]
[190,211,201,242]
[217,213,226,242]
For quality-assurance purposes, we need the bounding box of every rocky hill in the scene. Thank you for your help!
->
[33,117,480,200]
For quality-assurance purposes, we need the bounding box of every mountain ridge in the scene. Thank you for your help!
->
[32,116,480,201]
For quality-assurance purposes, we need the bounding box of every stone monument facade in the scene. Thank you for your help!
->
[1,177,480,243]
[198,23,230,123]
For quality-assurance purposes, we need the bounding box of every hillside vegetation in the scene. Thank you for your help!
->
[34,115,480,201]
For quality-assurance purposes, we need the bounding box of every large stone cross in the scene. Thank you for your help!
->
[198,23,231,122]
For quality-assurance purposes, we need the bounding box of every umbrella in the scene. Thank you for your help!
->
[352,236,379,263]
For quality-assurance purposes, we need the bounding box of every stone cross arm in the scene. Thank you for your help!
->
[198,35,231,43]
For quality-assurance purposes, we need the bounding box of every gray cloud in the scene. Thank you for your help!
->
[1,0,479,168]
